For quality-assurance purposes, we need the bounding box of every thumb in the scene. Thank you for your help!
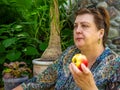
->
[81,63,90,74]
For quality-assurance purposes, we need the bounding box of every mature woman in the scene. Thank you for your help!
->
[13,6,120,90]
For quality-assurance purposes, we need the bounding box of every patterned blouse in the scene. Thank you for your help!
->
[21,45,120,90]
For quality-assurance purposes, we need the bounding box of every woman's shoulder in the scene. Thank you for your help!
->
[103,46,119,60]
[94,47,120,76]
[105,47,120,62]
[101,47,120,71]
[94,47,120,87]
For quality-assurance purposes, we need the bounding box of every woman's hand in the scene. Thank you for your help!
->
[69,63,98,90]
[12,85,23,90]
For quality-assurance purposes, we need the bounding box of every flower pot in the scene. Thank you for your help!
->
[3,76,28,90]
[32,58,53,76]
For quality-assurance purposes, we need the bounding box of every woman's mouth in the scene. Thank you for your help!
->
[76,38,84,41]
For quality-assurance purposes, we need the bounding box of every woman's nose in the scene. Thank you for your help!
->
[76,26,82,33]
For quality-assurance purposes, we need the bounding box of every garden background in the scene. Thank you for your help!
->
[0,0,76,87]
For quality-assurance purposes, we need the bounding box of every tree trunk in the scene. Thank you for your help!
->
[40,0,62,61]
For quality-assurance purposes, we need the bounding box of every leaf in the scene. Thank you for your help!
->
[3,68,12,73]
[0,43,5,53]
[17,32,29,37]
[0,28,6,35]
[0,57,6,64]
[15,25,22,29]
[2,37,17,48]
[23,46,39,55]
[37,6,48,11]
[6,50,21,61]
[15,0,32,9]
[14,25,23,31]
[0,36,8,39]
[1,0,9,5]
[39,42,48,51]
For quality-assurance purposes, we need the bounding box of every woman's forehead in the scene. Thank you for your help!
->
[74,14,94,24]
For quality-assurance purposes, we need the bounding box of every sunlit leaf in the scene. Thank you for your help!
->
[3,68,12,73]
[17,32,29,37]
[2,37,17,48]
[23,46,39,55]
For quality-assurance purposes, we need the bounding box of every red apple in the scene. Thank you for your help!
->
[72,54,88,71]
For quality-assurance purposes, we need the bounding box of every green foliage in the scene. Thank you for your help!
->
[23,46,39,55]
[0,23,40,62]
[0,0,75,86]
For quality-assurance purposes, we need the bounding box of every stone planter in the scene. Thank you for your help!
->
[3,76,28,90]
[32,58,53,76]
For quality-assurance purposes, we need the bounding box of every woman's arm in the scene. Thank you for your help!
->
[13,60,59,90]
[13,85,23,90]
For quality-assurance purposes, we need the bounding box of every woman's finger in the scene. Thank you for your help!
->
[81,63,90,74]
[69,63,82,75]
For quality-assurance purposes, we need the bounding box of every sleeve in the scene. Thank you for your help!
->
[106,56,120,90]
[21,59,60,90]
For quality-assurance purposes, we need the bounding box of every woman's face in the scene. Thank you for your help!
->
[74,14,104,49]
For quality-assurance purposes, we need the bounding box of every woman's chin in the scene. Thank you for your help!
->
[76,43,85,48]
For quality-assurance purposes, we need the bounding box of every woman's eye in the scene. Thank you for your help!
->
[74,25,77,29]
[82,25,89,28]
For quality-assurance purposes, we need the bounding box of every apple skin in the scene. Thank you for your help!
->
[72,54,88,71]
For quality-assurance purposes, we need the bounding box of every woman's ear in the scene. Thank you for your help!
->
[99,29,104,38]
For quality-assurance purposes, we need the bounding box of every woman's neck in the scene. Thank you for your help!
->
[80,45,105,68]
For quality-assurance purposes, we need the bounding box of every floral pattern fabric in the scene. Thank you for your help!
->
[21,45,120,90]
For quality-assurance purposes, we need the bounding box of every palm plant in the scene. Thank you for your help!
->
[40,0,62,61]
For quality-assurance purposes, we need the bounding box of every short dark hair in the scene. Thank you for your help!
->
[75,7,110,47]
